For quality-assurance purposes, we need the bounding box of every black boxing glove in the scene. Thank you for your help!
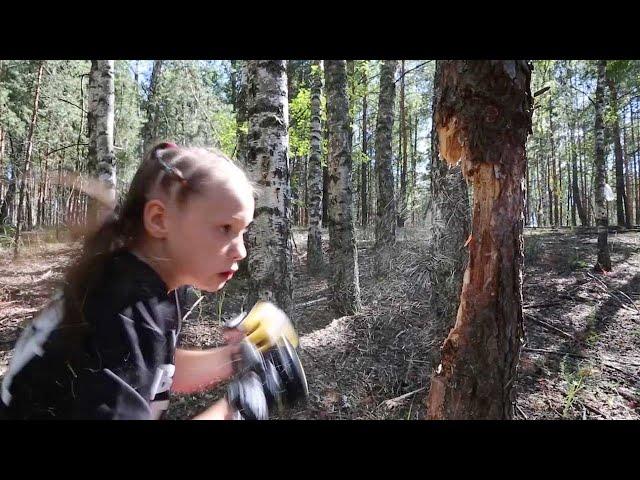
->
[229,340,286,416]
[263,336,309,407]
[226,371,269,420]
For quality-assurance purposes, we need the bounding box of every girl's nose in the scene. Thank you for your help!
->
[229,237,247,261]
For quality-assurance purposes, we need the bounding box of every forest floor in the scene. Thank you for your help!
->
[0,227,638,420]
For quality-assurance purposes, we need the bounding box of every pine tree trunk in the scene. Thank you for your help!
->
[26,187,32,231]
[623,105,634,224]
[606,75,630,227]
[546,142,553,226]
[629,99,640,225]
[425,60,471,371]
[0,127,4,212]
[398,60,408,228]
[549,100,559,226]
[571,124,588,226]
[374,60,398,275]
[142,60,164,154]
[14,61,44,257]
[578,128,590,225]
[631,99,640,225]
[322,123,329,226]
[534,141,543,226]
[594,60,611,272]
[412,114,418,225]
[426,60,533,419]
[569,152,576,227]
[307,60,324,274]
[1,160,15,225]
[303,155,308,226]
[245,60,294,316]
[525,144,531,225]
[291,156,301,225]
[361,68,369,228]
[564,97,587,228]
[324,60,362,315]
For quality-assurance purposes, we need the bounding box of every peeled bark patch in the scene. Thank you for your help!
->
[426,61,533,419]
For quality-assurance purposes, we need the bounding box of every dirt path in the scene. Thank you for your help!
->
[1,229,638,419]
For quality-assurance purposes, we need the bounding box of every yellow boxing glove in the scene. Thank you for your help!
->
[226,300,299,352]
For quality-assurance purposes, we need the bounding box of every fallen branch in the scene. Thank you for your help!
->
[524,313,582,343]
[586,272,639,314]
[523,347,640,368]
[523,300,566,310]
[515,404,529,420]
[378,386,427,410]
[617,387,640,405]
[577,400,608,419]
[297,297,328,308]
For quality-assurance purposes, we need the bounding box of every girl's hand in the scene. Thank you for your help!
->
[223,327,245,345]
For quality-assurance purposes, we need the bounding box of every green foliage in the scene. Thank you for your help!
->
[559,358,592,418]
[114,60,143,187]
[289,87,311,158]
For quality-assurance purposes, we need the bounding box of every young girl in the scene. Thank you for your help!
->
[0,142,284,420]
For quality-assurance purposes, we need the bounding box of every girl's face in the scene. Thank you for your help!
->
[164,178,254,292]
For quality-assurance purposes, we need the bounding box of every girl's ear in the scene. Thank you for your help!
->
[143,199,169,239]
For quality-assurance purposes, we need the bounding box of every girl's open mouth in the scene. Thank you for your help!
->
[219,271,234,281]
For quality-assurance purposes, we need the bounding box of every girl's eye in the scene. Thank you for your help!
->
[220,225,232,235]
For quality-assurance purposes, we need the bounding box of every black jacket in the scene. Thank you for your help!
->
[0,251,195,420]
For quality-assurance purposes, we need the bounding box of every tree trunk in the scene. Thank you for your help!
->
[534,139,543,226]
[0,127,4,213]
[303,155,308,226]
[307,60,324,274]
[606,74,631,228]
[571,126,588,226]
[398,60,408,228]
[631,99,640,225]
[594,60,611,272]
[245,60,294,317]
[322,121,329,226]
[142,60,164,154]
[426,60,533,419]
[546,140,553,226]
[0,163,16,225]
[425,60,471,371]
[623,104,634,224]
[412,114,419,225]
[26,187,32,230]
[578,127,590,225]
[87,60,116,229]
[324,60,362,315]
[525,142,531,225]
[291,156,301,225]
[549,99,559,226]
[361,68,369,228]
[374,60,398,276]
[14,61,45,257]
